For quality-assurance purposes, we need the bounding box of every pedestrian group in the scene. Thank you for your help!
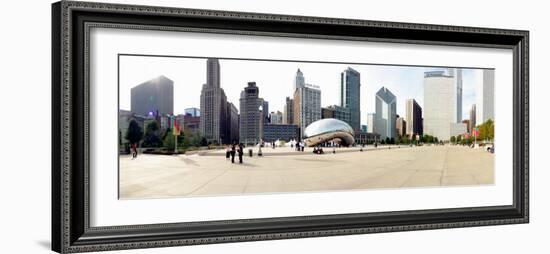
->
[226,142,244,164]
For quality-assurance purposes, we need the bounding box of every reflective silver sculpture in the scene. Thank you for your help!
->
[303,118,355,147]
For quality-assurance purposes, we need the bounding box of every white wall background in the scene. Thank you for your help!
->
[0,0,546,253]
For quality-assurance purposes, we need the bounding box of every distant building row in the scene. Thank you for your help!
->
[118,109,201,145]
[126,59,494,144]
[423,69,494,140]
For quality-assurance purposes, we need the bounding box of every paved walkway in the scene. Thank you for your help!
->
[119,145,494,199]
[191,145,399,156]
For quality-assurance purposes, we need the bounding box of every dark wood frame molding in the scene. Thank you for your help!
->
[52,1,529,253]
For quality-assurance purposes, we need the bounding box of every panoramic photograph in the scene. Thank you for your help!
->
[118,55,495,199]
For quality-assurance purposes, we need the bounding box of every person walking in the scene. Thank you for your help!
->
[230,143,236,163]
[238,143,244,164]
[225,145,231,160]
[131,143,137,159]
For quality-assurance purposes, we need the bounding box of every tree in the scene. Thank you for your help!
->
[402,135,410,144]
[142,121,163,147]
[163,131,176,150]
[125,119,143,145]
[163,128,186,150]
[191,133,202,147]
[176,130,185,146]
[161,128,171,142]
[179,130,190,148]
[450,136,456,143]
[477,119,494,142]
[200,137,208,146]
[422,134,435,144]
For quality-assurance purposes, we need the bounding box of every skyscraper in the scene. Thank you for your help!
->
[207,58,220,88]
[263,124,298,142]
[130,75,174,117]
[405,99,423,137]
[396,115,406,137]
[270,111,283,124]
[239,82,264,145]
[294,68,305,92]
[340,67,361,131]
[182,114,200,134]
[375,87,397,139]
[339,107,353,127]
[226,102,239,144]
[469,104,477,133]
[448,68,463,123]
[367,113,376,133]
[462,119,471,133]
[321,105,351,124]
[321,107,334,119]
[283,97,294,124]
[200,58,228,144]
[263,100,270,124]
[476,69,495,125]
[184,107,200,117]
[423,71,460,140]
[292,69,321,139]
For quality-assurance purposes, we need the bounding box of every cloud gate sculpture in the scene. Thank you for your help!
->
[303,118,355,147]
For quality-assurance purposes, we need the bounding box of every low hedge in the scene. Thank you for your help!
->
[143,148,186,155]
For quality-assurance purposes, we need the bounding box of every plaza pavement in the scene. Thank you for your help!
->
[119,145,494,199]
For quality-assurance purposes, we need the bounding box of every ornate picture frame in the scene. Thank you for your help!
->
[52,1,528,253]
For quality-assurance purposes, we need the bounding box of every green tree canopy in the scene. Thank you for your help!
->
[477,119,494,141]
[142,121,163,147]
[200,137,208,146]
[163,131,176,150]
[125,119,143,145]
[402,135,410,144]
[422,134,436,143]
[146,120,159,133]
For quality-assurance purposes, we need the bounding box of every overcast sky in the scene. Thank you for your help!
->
[119,55,483,125]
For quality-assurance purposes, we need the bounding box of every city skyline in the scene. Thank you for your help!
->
[119,56,486,125]
[118,59,496,200]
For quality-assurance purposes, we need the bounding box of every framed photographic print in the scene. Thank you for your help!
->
[51,1,529,253]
